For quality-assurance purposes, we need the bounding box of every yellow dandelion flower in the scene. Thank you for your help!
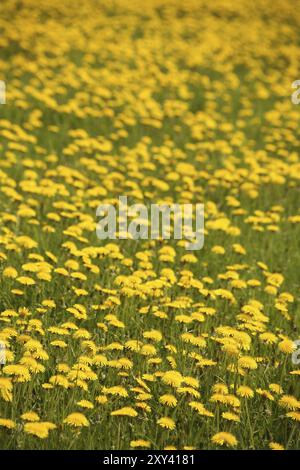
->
[286,412,300,421]
[0,377,13,402]
[3,267,18,278]
[269,384,283,395]
[157,417,176,430]
[77,400,94,409]
[161,370,183,388]
[24,422,56,438]
[130,440,151,448]
[279,395,300,410]
[211,432,237,447]
[269,442,285,450]
[278,339,296,354]
[213,383,228,395]
[159,394,177,407]
[237,386,254,398]
[3,365,31,382]
[238,356,258,370]
[111,407,138,417]
[0,418,16,429]
[222,411,240,422]
[95,395,108,405]
[16,276,36,285]
[63,413,89,427]
[21,412,40,422]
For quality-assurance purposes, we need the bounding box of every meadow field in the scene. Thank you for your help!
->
[0,0,300,450]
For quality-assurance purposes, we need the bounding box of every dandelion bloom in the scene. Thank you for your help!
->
[77,400,94,409]
[213,383,229,394]
[159,394,177,407]
[237,386,254,398]
[286,412,300,421]
[279,395,300,411]
[222,411,240,422]
[161,371,183,388]
[269,442,284,450]
[24,422,56,438]
[95,395,108,405]
[130,440,151,448]
[16,276,36,286]
[0,378,13,402]
[111,407,138,417]
[63,413,89,427]
[269,384,283,395]
[157,417,176,430]
[0,418,16,429]
[3,365,31,382]
[238,356,257,370]
[3,267,18,278]
[21,412,40,422]
[278,339,296,354]
[211,432,238,447]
